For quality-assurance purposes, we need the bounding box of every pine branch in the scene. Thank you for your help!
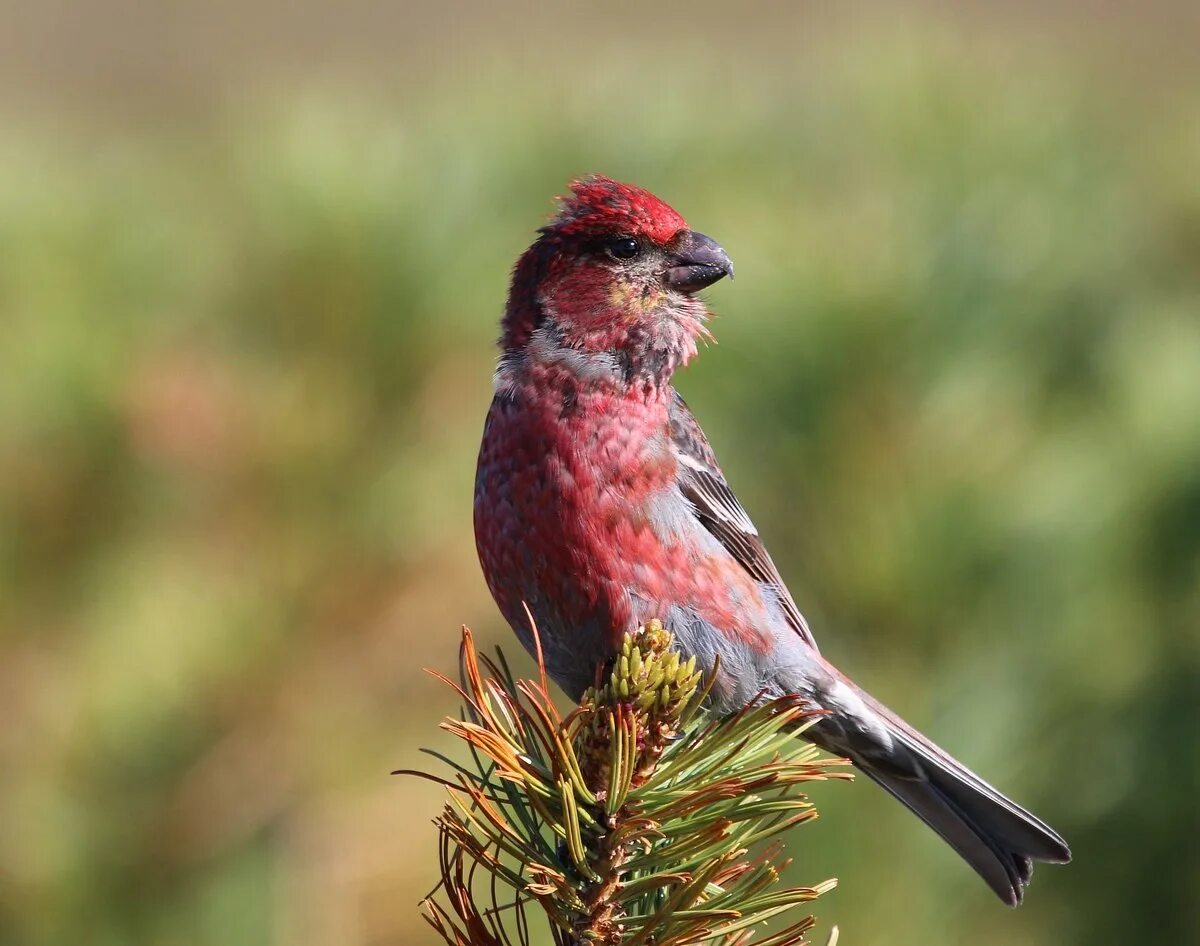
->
[403,621,852,946]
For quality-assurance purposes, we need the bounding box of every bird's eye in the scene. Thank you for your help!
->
[605,238,640,261]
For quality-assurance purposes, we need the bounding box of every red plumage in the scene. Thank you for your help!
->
[474,177,1070,905]
[553,175,688,242]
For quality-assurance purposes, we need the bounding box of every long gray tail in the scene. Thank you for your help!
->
[811,679,1071,905]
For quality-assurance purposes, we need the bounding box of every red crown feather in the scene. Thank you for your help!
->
[551,175,687,244]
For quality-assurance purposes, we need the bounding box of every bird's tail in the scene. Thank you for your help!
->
[810,679,1071,905]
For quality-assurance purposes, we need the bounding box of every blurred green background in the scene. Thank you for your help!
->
[1,3,1198,945]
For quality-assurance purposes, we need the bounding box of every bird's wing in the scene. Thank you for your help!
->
[668,391,819,650]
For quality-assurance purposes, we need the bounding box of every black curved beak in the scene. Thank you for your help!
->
[663,230,734,293]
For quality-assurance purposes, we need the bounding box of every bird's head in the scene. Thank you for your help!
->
[499,176,733,390]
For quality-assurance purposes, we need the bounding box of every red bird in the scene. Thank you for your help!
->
[474,176,1070,904]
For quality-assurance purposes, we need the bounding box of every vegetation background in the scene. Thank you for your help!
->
[1,3,1197,945]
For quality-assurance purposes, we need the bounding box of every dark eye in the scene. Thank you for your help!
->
[605,237,640,261]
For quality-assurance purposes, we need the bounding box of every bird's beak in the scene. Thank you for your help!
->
[663,230,735,293]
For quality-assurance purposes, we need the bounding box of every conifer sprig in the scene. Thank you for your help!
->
[404,621,851,946]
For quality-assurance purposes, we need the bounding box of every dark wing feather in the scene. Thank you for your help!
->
[668,392,819,650]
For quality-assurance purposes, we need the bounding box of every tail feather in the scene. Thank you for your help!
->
[812,680,1071,905]
[865,763,1041,905]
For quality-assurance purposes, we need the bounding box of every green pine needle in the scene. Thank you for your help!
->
[407,621,852,946]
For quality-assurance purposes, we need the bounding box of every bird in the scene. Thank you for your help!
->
[473,175,1070,905]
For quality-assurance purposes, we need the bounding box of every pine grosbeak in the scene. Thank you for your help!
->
[474,176,1070,904]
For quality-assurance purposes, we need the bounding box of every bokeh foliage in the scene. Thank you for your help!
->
[1,18,1198,946]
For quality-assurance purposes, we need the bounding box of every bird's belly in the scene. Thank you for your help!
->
[475,393,775,697]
